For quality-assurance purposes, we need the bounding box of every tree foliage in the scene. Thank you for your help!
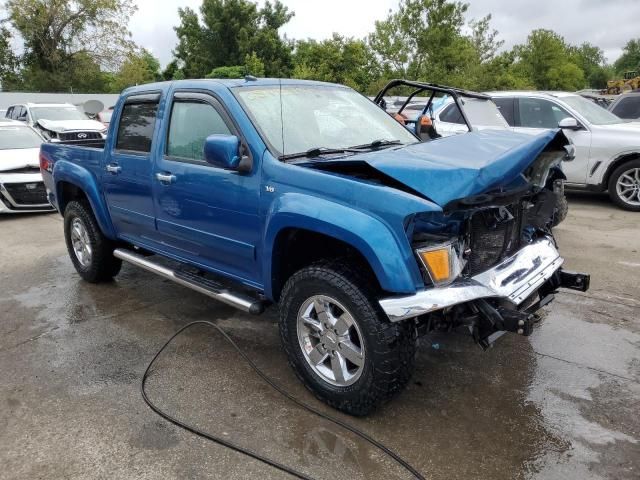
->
[292,35,378,92]
[5,0,137,91]
[0,0,635,95]
[614,39,640,73]
[109,48,161,93]
[173,0,293,79]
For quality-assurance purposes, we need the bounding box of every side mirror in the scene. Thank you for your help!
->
[203,134,251,172]
[558,117,580,130]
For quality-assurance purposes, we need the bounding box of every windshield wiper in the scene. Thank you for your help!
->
[350,139,403,150]
[279,146,359,161]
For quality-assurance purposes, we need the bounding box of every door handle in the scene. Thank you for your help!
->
[156,172,176,184]
[105,164,121,174]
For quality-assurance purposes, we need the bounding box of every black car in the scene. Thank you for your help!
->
[608,92,640,120]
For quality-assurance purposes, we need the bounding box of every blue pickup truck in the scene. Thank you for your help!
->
[40,78,589,415]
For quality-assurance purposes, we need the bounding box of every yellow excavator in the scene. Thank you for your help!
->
[607,70,640,94]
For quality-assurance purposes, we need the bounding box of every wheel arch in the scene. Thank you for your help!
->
[54,163,116,239]
[602,152,640,190]
[263,199,421,302]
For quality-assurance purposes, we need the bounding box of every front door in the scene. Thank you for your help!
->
[102,94,160,242]
[514,97,592,184]
[151,91,262,286]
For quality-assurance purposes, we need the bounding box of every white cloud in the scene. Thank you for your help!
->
[129,0,638,69]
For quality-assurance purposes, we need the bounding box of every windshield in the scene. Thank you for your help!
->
[31,106,87,122]
[235,85,417,157]
[561,95,623,125]
[0,126,42,149]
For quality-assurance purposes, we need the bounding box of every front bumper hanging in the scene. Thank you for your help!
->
[379,236,587,322]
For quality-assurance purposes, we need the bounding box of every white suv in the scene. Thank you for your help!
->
[5,103,107,142]
[489,91,640,211]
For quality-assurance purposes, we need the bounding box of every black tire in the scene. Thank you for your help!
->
[552,194,569,227]
[608,159,640,211]
[279,260,416,416]
[64,200,122,283]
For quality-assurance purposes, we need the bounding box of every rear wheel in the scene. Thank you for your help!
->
[608,160,640,211]
[64,201,122,282]
[279,260,416,416]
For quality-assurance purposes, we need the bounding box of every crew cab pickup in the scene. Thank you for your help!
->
[40,78,589,415]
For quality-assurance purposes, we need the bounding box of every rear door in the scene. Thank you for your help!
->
[102,93,160,243]
[514,97,592,184]
[151,90,262,286]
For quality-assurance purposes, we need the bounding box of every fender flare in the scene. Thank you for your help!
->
[262,193,421,300]
[54,160,117,239]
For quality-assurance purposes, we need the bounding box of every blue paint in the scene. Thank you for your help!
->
[41,79,562,301]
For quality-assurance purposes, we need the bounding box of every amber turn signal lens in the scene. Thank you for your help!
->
[419,248,451,282]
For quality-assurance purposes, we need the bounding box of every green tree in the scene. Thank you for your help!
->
[292,34,379,92]
[110,49,161,93]
[172,0,293,78]
[569,42,608,88]
[614,38,640,73]
[368,0,508,90]
[514,29,585,90]
[5,0,137,92]
[0,26,22,90]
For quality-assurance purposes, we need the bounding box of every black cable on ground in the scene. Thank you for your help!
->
[141,320,426,480]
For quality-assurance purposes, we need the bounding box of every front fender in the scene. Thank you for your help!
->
[54,160,116,239]
[263,193,422,300]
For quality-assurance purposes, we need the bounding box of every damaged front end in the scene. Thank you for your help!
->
[379,133,590,349]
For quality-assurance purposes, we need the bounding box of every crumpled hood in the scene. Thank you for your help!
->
[343,129,562,206]
[0,148,40,172]
[37,119,105,133]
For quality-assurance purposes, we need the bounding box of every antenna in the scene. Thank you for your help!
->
[279,78,285,154]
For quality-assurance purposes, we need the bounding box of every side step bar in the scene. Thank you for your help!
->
[113,249,265,315]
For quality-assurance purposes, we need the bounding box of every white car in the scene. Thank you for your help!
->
[0,119,54,213]
[489,91,640,211]
[5,103,107,142]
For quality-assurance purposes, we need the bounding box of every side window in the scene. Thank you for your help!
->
[6,107,14,119]
[518,98,571,129]
[166,100,231,162]
[493,97,515,125]
[439,103,465,124]
[612,97,640,119]
[115,101,159,153]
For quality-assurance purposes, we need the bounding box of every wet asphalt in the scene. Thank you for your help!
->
[0,192,638,480]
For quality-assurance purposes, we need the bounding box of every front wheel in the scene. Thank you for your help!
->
[279,260,416,416]
[608,160,640,211]
[64,200,122,283]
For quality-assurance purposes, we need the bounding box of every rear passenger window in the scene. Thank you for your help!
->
[439,103,465,124]
[166,101,231,161]
[6,107,13,119]
[115,101,159,153]
[493,97,515,125]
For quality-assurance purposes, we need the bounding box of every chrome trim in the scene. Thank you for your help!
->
[113,249,264,314]
[379,237,563,322]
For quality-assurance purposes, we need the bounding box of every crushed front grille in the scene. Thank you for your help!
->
[3,182,47,205]
[466,204,523,276]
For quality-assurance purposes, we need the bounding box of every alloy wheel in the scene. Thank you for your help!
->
[296,295,365,387]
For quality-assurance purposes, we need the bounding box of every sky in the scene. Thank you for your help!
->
[129,0,639,69]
